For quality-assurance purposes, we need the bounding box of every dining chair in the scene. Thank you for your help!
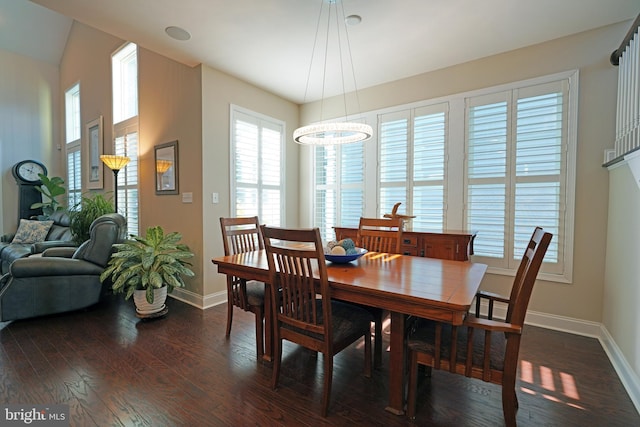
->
[219,216,265,359]
[405,227,552,426]
[354,216,404,368]
[261,225,372,417]
[356,217,404,254]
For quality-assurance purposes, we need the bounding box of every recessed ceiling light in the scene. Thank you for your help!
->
[165,26,191,41]
[345,14,362,26]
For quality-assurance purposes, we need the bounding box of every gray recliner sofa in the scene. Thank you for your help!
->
[0,210,76,274]
[0,213,127,321]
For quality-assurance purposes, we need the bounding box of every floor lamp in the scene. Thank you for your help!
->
[100,155,130,213]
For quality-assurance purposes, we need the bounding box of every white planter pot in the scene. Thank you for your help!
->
[133,286,168,315]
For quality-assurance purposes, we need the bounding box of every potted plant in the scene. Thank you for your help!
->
[30,174,66,219]
[69,193,115,245]
[100,225,195,316]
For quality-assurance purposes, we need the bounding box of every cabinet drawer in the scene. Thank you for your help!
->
[402,246,419,256]
[402,236,418,247]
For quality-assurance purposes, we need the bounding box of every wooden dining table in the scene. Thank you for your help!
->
[212,250,487,415]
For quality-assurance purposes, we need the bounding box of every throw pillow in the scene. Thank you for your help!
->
[11,219,54,244]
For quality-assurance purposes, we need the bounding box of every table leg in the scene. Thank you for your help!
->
[262,283,273,362]
[385,311,406,415]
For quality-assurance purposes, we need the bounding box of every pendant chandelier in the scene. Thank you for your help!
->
[293,0,372,145]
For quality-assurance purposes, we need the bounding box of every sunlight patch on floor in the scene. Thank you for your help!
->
[519,359,584,410]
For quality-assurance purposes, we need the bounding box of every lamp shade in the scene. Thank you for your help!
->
[156,159,173,174]
[100,155,130,171]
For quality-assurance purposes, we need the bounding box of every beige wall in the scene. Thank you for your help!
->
[137,48,204,296]
[60,21,123,178]
[300,21,629,323]
[201,65,299,304]
[604,163,640,384]
[0,48,61,233]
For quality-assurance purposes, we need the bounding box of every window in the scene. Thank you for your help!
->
[230,105,285,227]
[112,43,138,124]
[64,83,81,208]
[314,141,365,241]
[465,80,569,275]
[378,104,448,232]
[311,71,577,282]
[112,42,139,236]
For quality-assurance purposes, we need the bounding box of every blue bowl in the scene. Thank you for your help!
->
[324,247,368,264]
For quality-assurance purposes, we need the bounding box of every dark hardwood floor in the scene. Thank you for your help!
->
[1,295,638,426]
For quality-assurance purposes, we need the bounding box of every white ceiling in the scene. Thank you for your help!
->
[2,0,639,104]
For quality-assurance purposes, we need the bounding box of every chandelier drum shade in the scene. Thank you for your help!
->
[294,122,372,145]
[294,0,372,145]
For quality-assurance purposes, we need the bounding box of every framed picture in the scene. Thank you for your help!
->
[85,116,103,189]
[155,140,179,195]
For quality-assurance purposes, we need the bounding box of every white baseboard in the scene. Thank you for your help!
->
[598,325,640,415]
[168,288,227,309]
[478,300,640,415]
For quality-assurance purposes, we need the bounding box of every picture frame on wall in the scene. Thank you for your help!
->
[86,116,103,189]
[155,140,179,195]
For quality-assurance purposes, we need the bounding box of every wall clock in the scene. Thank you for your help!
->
[11,160,48,219]
[12,159,47,184]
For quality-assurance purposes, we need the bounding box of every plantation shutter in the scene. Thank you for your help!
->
[412,105,447,232]
[378,103,447,230]
[466,92,510,263]
[231,107,284,227]
[114,119,139,236]
[66,149,82,208]
[466,80,567,272]
[379,112,408,217]
[314,140,365,242]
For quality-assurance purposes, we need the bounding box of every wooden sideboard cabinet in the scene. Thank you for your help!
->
[333,227,476,261]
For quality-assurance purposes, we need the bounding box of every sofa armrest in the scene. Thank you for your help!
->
[10,257,103,278]
[1,234,15,243]
[31,240,78,254]
[42,247,76,258]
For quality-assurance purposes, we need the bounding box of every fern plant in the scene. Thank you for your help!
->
[69,193,115,245]
[100,226,195,304]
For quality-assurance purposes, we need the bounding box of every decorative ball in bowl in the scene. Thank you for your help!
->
[324,247,368,263]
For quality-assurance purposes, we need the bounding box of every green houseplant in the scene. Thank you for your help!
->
[100,226,195,313]
[30,174,66,219]
[69,193,115,245]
